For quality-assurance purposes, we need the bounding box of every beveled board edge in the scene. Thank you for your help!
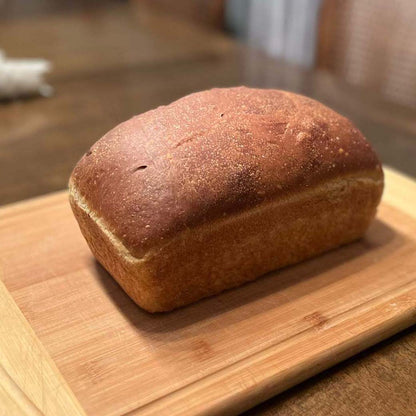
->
[129,282,416,416]
[0,275,86,416]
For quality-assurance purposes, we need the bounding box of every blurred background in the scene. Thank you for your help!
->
[1,0,416,205]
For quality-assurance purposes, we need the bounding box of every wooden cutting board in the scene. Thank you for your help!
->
[1,167,416,416]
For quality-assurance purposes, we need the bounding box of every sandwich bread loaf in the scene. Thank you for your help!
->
[69,87,384,312]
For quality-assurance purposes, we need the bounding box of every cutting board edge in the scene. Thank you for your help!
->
[0,277,87,416]
[133,282,416,416]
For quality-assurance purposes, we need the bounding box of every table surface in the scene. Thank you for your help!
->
[1,3,415,415]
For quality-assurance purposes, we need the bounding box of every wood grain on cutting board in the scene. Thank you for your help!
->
[0,167,416,416]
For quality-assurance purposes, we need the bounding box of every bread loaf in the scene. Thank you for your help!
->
[69,87,383,312]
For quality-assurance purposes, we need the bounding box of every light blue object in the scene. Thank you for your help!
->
[226,0,323,68]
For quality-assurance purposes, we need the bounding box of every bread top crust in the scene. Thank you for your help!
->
[70,87,383,257]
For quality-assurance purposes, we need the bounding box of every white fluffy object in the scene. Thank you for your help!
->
[0,50,52,99]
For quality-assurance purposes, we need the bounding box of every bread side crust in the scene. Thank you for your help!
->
[69,174,383,312]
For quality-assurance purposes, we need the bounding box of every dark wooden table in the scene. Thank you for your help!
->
[1,3,415,415]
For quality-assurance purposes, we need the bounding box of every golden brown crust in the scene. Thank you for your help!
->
[69,175,383,312]
[70,87,383,258]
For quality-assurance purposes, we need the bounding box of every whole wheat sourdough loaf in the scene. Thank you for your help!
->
[69,87,384,312]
